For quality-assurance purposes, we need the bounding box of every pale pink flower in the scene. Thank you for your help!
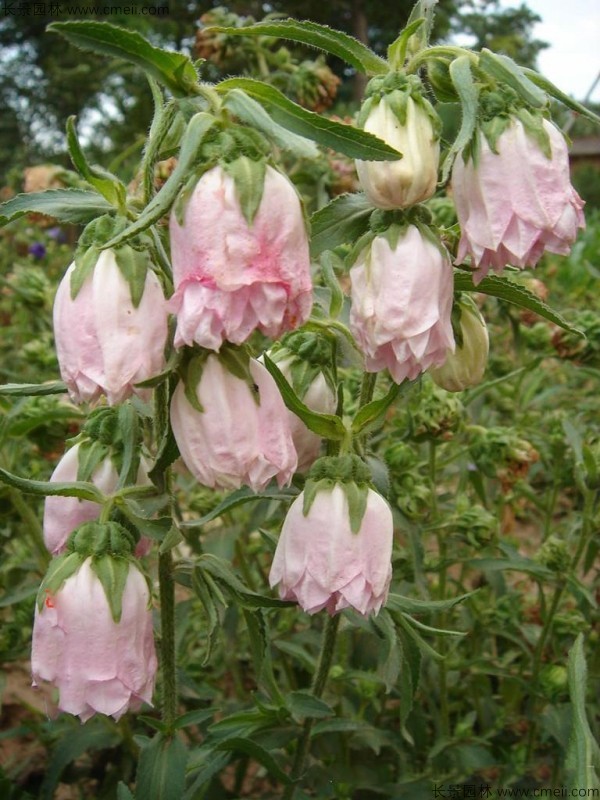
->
[269,484,393,616]
[170,355,297,491]
[350,225,454,383]
[169,165,312,350]
[53,250,169,405]
[452,118,585,282]
[43,443,152,557]
[32,558,156,722]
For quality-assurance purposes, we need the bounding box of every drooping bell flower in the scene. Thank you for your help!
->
[355,73,440,209]
[53,237,169,405]
[430,295,489,392]
[169,163,313,350]
[349,219,455,384]
[43,441,152,558]
[452,115,585,282]
[265,333,337,473]
[32,521,157,722]
[269,455,393,616]
[170,348,297,491]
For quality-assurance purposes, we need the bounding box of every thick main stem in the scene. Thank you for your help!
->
[159,549,177,730]
[283,614,340,800]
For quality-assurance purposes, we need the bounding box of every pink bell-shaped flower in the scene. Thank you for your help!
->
[53,249,169,405]
[170,352,297,491]
[350,223,455,383]
[452,118,585,282]
[169,164,313,350]
[269,456,393,616]
[32,523,156,722]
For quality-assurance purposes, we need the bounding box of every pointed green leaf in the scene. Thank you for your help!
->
[479,49,547,109]
[387,18,425,70]
[216,79,402,161]
[67,116,127,209]
[135,733,188,800]
[90,555,130,623]
[101,112,216,249]
[159,525,184,554]
[310,192,374,258]
[0,467,105,502]
[565,635,600,790]
[48,21,199,97]
[522,69,600,125]
[0,189,113,228]
[371,610,402,692]
[208,19,388,75]
[0,381,67,397]
[263,354,347,440]
[181,485,298,528]
[351,383,402,436]
[442,55,479,183]
[386,591,476,615]
[214,737,290,785]
[223,90,319,159]
[196,554,294,609]
[113,246,151,308]
[454,272,583,335]
[286,691,334,722]
[192,570,222,665]
[117,782,135,800]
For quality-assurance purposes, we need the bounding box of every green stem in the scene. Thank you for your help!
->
[283,614,340,800]
[429,441,450,738]
[359,372,377,408]
[159,548,177,730]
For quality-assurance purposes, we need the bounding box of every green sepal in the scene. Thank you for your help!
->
[113,245,152,308]
[70,243,101,300]
[37,552,85,612]
[302,454,373,534]
[222,156,267,226]
[351,382,402,437]
[263,354,347,441]
[219,343,259,405]
[269,332,336,402]
[513,107,552,160]
[181,352,209,414]
[76,440,112,483]
[70,214,128,300]
[68,520,136,559]
[360,72,441,139]
[90,554,132,624]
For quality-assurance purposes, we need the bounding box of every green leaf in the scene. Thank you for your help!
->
[310,192,374,258]
[116,404,140,488]
[351,383,401,437]
[181,485,299,529]
[183,751,231,799]
[263,354,347,441]
[102,112,216,249]
[387,18,425,70]
[66,116,127,209]
[386,590,476,615]
[196,554,294,609]
[192,570,223,665]
[454,272,583,335]
[209,19,388,75]
[48,21,199,97]
[40,721,121,800]
[398,625,421,731]
[0,382,67,397]
[135,733,188,800]
[522,68,600,126]
[479,49,547,109]
[565,634,600,790]
[371,610,401,692]
[216,79,402,161]
[442,55,479,183]
[319,252,345,318]
[0,467,105,502]
[286,691,334,722]
[117,783,134,800]
[214,737,290,785]
[173,708,215,731]
[90,555,130,623]
[119,505,172,541]
[0,189,113,227]
[159,525,184,554]
[223,90,319,159]
[243,608,270,685]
